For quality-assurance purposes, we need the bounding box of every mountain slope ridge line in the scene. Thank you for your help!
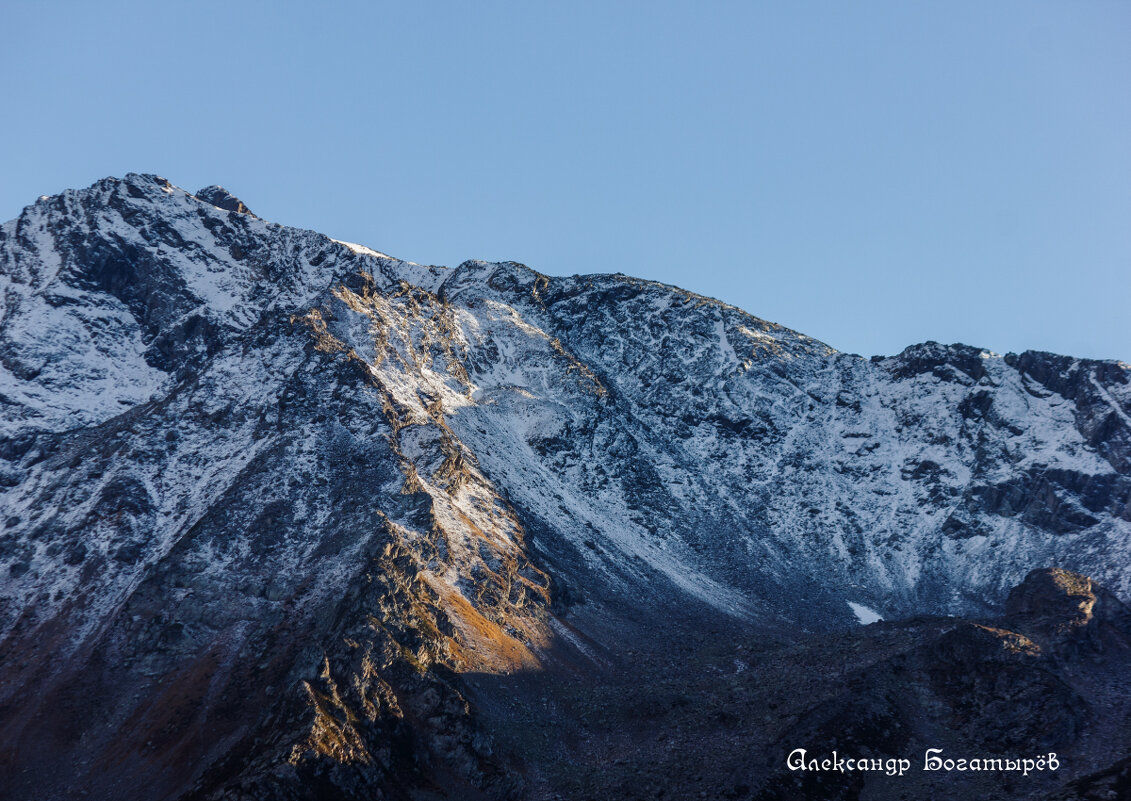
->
[0,172,1128,800]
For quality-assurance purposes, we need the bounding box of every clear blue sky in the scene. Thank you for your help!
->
[3,2,1128,360]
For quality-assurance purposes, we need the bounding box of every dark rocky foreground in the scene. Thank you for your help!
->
[1,175,1129,799]
[7,564,1129,801]
[448,568,1131,801]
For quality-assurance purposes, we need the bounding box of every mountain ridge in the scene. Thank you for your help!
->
[1,174,1129,800]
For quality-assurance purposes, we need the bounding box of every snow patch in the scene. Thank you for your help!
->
[848,601,883,625]
[331,238,393,260]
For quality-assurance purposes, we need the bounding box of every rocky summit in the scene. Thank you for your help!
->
[0,174,1128,800]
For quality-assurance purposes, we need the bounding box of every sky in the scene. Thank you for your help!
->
[2,1,1128,360]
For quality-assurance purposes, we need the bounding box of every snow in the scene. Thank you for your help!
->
[2,172,1129,650]
[0,204,172,437]
[848,602,884,625]
[330,238,392,260]
[1090,372,1131,429]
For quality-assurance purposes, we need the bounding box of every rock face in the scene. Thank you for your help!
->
[748,568,1131,801]
[0,175,1128,800]
[194,186,257,217]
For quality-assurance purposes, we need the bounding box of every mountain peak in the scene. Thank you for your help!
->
[194,184,256,217]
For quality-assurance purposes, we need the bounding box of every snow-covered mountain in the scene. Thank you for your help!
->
[1,174,1129,800]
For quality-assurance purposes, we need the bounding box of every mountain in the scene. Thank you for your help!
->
[0,173,1128,800]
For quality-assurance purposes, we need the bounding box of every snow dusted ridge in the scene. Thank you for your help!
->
[0,173,1129,797]
[1,173,1129,638]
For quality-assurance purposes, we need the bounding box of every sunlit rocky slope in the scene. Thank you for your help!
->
[1,174,1128,800]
